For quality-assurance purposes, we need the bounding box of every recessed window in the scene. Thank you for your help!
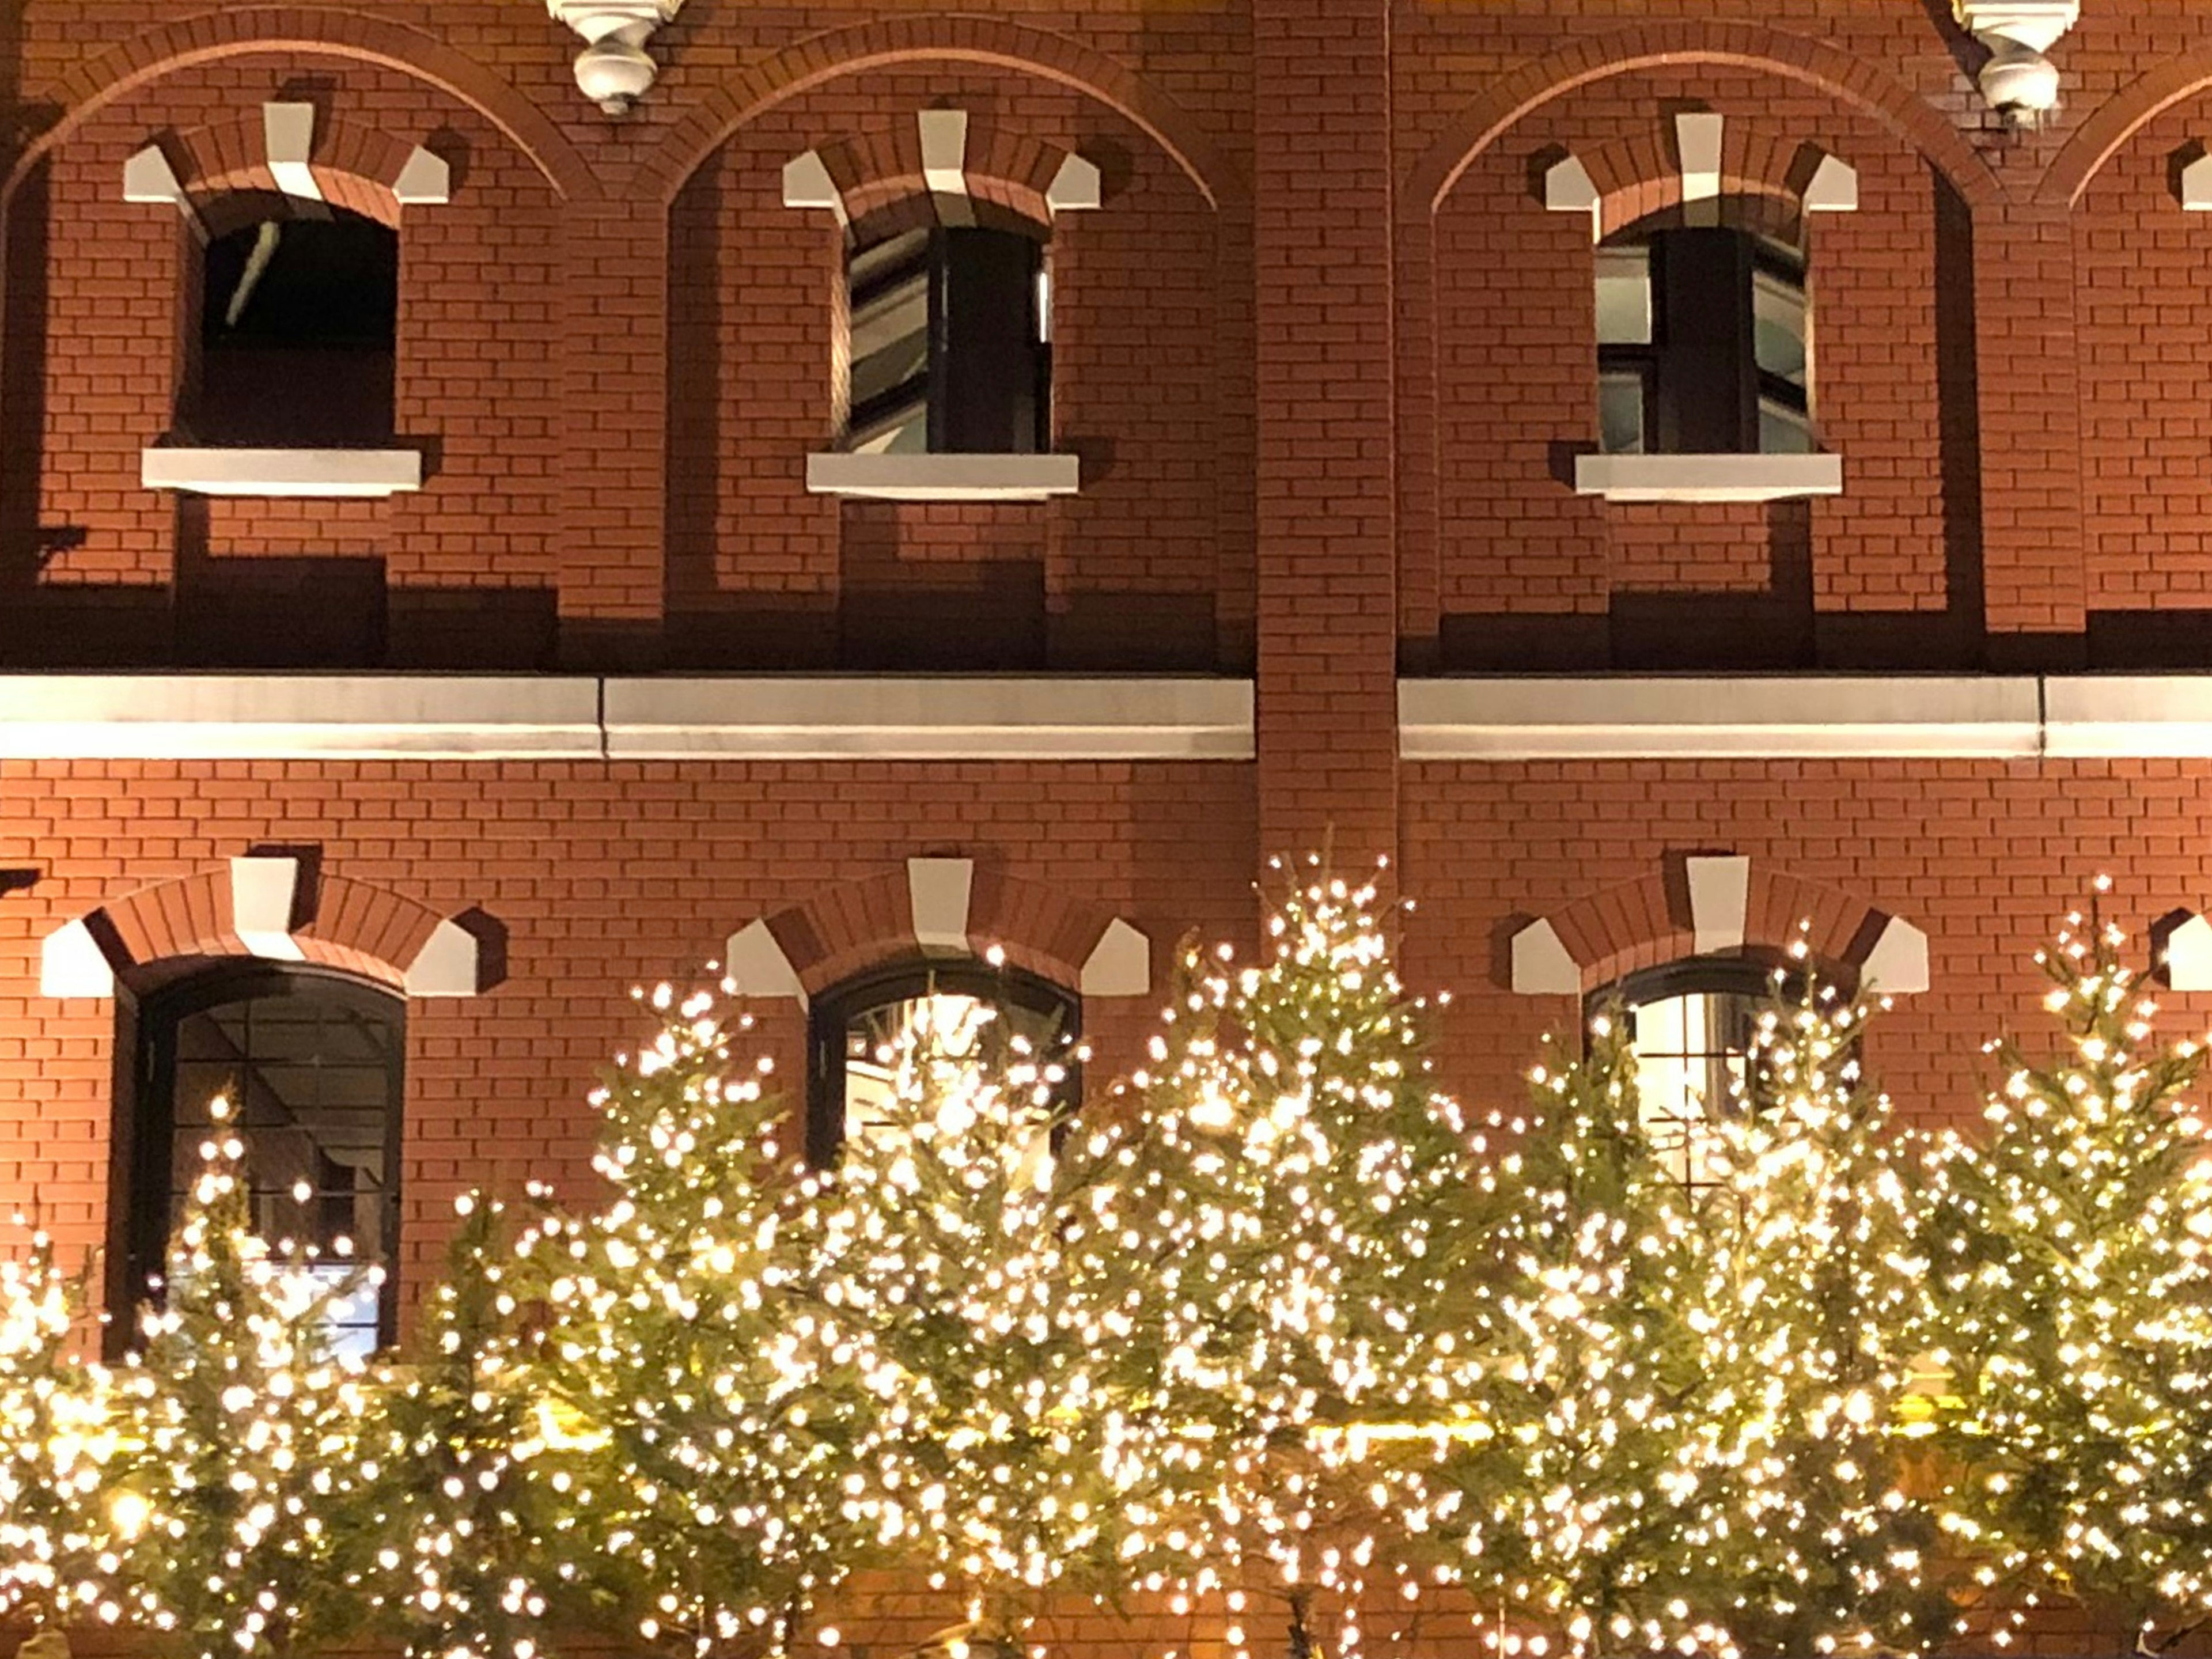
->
[844,224,1050,456]
[1593,957,1787,1193]
[1594,223,1811,457]
[806,961,1078,1168]
[192,207,399,447]
[128,966,403,1357]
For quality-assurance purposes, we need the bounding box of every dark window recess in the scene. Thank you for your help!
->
[844,225,1050,455]
[1595,226,1810,456]
[129,966,404,1357]
[805,959,1078,1167]
[191,209,399,446]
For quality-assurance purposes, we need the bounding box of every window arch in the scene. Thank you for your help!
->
[1590,954,1797,1193]
[190,202,399,446]
[126,965,404,1355]
[806,959,1079,1168]
[843,215,1051,456]
[1594,206,1810,458]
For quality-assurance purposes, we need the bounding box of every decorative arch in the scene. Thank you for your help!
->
[39,855,494,1001]
[1403,19,2002,218]
[723,857,1152,1006]
[1508,854,1928,998]
[3,6,600,213]
[164,109,442,230]
[2041,50,2212,208]
[1543,112,1858,244]
[785,111,1100,233]
[641,16,1239,213]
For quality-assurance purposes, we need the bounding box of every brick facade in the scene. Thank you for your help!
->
[8,3,2212,1649]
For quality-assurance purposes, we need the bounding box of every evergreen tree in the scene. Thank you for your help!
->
[526,983,877,1658]
[117,1095,370,1659]
[0,1225,118,1638]
[1056,861,1497,1659]
[1928,887,2212,1655]
[353,1193,576,1659]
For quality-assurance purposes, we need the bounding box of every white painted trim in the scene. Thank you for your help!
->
[1686,854,1750,954]
[1861,916,1931,995]
[123,145,187,206]
[723,919,807,1004]
[0,676,603,760]
[805,452,1080,501]
[1573,451,1843,503]
[1509,918,1581,995]
[908,857,974,953]
[1544,153,1600,240]
[1081,918,1150,997]
[605,676,1255,760]
[229,855,306,960]
[1804,153,1860,212]
[918,108,968,197]
[404,918,482,998]
[1675,112,1724,204]
[142,447,422,498]
[2160,913,2212,993]
[2044,676,2212,757]
[264,103,323,202]
[1046,153,1103,213]
[1400,676,2042,760]
[1952,0,2079,54]
[782,149,847,222]
[2183,151,2212,211]
[40,919,117,1000]
[394,146,452,206]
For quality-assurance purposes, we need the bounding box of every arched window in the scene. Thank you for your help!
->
[843,221,1050,455]
[127,966,404,1356]
[192,205,399,446]
[1592,956,1786,1193]
[1594,211,1810,457]
[806,960,1078,1168]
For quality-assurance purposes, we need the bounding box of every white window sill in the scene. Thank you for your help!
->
[141,447,423,499]
[1573,452,1842,503]
[805,452,1081,502]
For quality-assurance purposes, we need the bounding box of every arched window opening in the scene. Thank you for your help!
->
[128,967,404,1357]
[1591,956,1793,1194]
[806,960,1079,1170]
[1594,213,1810,457]
[844,222,1050,456]
[192,206,399,446]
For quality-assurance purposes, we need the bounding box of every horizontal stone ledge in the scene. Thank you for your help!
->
[603,676,1255,760]
[1400,676,2044,760]
[0,675,1255,762]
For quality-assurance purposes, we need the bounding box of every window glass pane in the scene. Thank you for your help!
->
[1594,247,1652,346]
[1625,987,1755,1192]
[841,988,1066,1180]
[1752,268,1808,389]
[1599,370,1647,455]
[1759,397,1814,455]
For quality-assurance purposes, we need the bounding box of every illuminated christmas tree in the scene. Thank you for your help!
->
[1929,886,2212,1655]
[1669,970,1952,1658]
[353,1193,577,1659]
[0,1226,119,1639]
[525,984,877,1657]
[118,1096,371,1659]
[1056,860,1496,1659]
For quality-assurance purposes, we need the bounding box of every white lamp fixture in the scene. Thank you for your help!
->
[546,0,685,115]
[1952,1,2080,120]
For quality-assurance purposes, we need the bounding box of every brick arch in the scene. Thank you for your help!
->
[1403,20,2002,218]
[175,111,423,229]
[2,5,599,213]
[724,859,1152,1006]
[39,859,492,1001]
[641,17,1240,212]
[1573,127,1821,245]
[1509,856,1928,1000]
[819,117,1067,232]
[2041,50,2212,208]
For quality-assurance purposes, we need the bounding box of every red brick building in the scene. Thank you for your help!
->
[5,0,2212,1380]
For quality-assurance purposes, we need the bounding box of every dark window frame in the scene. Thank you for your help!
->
[842,222,1051,456]
[1596,225,1810,456]
[124,964,406,1349]
[805,957,1081,1168]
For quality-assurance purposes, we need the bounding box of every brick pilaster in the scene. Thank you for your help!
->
[1252,0,1399,863]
